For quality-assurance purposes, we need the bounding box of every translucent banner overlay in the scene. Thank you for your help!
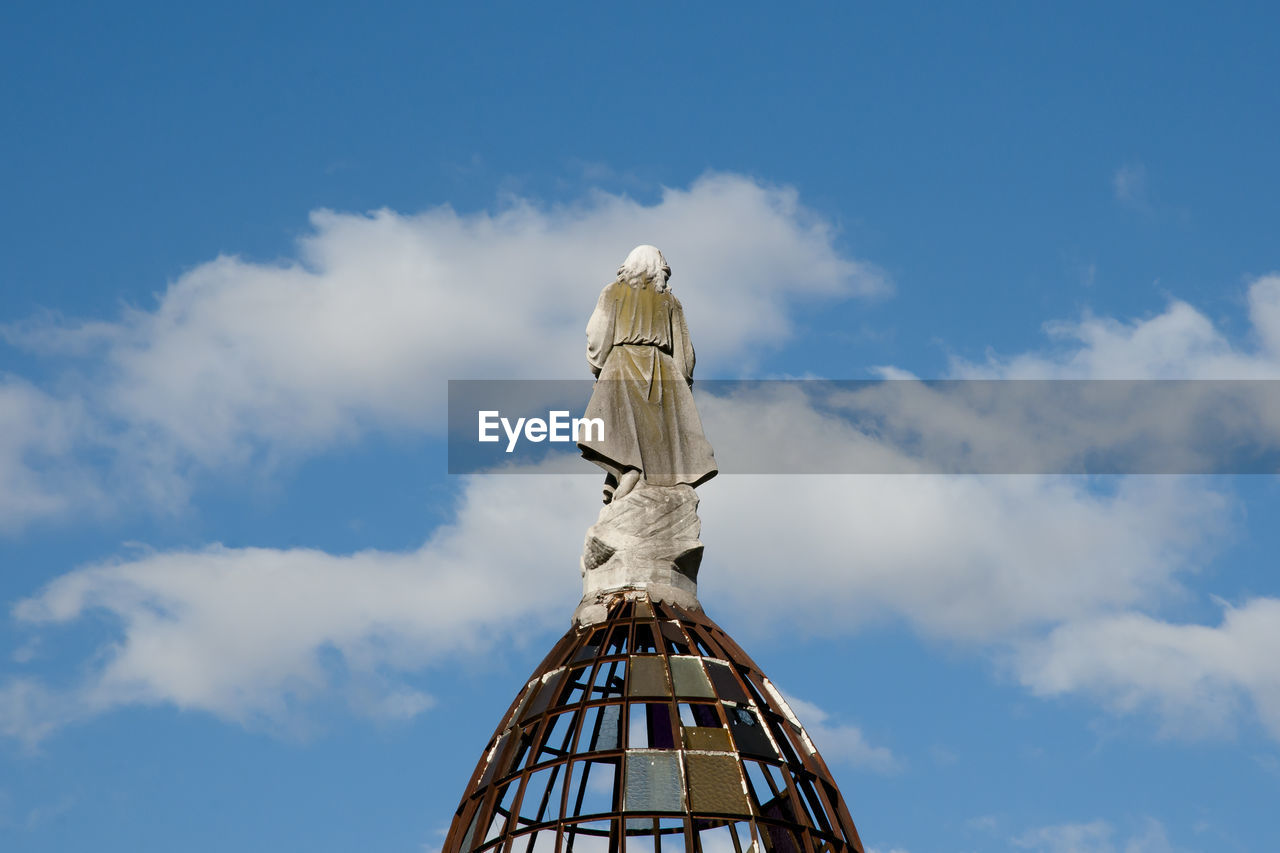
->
[447,379,1280,475]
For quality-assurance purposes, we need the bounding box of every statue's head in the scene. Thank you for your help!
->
[618,245,672,292]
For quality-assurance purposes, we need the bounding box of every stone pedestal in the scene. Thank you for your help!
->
[573,483,704,625]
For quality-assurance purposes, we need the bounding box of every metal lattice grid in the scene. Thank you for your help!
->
[442,594,865,853]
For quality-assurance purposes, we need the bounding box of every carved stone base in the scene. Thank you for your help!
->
[574,483,704,626]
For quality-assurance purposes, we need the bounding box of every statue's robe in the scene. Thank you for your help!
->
[578,279,718,488]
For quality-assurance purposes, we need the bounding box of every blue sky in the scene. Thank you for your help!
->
[2,3,1279,851]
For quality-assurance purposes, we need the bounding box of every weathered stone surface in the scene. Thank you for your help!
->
[577,245,717,493]
[574,483,703,625]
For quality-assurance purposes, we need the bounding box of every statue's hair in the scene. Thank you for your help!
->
[617,245,672,292]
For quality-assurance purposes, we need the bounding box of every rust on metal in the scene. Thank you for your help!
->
[442,593,865,853]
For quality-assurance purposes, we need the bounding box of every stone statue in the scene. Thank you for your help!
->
[574,246,717,624]
[577,245,718,504]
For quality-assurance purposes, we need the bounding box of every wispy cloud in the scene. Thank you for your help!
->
[2,468,596,743]
[779,693,900,772]
[1016,599,1280,740]
[1113,162,1149,209]
[1013,817,1179,853]
[0,173,889,532]
[11,277,1280,745]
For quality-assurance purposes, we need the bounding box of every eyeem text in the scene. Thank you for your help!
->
[478,411,605,452]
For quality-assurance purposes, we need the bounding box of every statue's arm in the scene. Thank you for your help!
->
[586,284,617,378]
[672,297,696,385]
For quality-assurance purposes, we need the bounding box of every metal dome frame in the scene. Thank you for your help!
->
[442,593,865,853]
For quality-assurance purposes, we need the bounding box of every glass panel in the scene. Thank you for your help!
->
[703,660,749,704]
[624,750,685,813]
[579,704,622,752]
[660,622,692,656]
[757,793,797,825]
[758,822,802,853]
[480,730,512,787]
[679,703,722,728]
[635,599,654,618]
[628,657,671,697]
[524,669,567,722]
[682,726,732,752]
[670,657,715,699]
[507,727,537,777]
[629,703,675,749]
[568,759,620,817]
[727,708,777,759]
[647,703,677,750]
[513,683,539,725]
[685,753,750,815]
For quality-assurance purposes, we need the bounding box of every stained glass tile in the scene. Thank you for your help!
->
[684,753,750,816]
[480,730,512,787]
[523,669,566,722]
[628,656,671,697]
[681,726,732,752]
[624,751,685,813]
[670,656,715,698]
[727,708,776,758]
[703,660,749,704]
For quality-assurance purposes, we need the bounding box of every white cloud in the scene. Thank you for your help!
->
[0,464,1232,742]
[1016,598,1280,740]
[1013,818,1178,853]
[951,274,1280,380]
[1113,163,1148,208]
[700,473,1227,643]
[779,693,899,772]
[7,275,1275,743]
[3,175,1279,750]
[0,173,886,530]
[1014,820,1115,853]
[3,470,598,742]
[0,378,96,532]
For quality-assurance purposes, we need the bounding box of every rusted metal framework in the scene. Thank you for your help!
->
[442,594,865,853]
